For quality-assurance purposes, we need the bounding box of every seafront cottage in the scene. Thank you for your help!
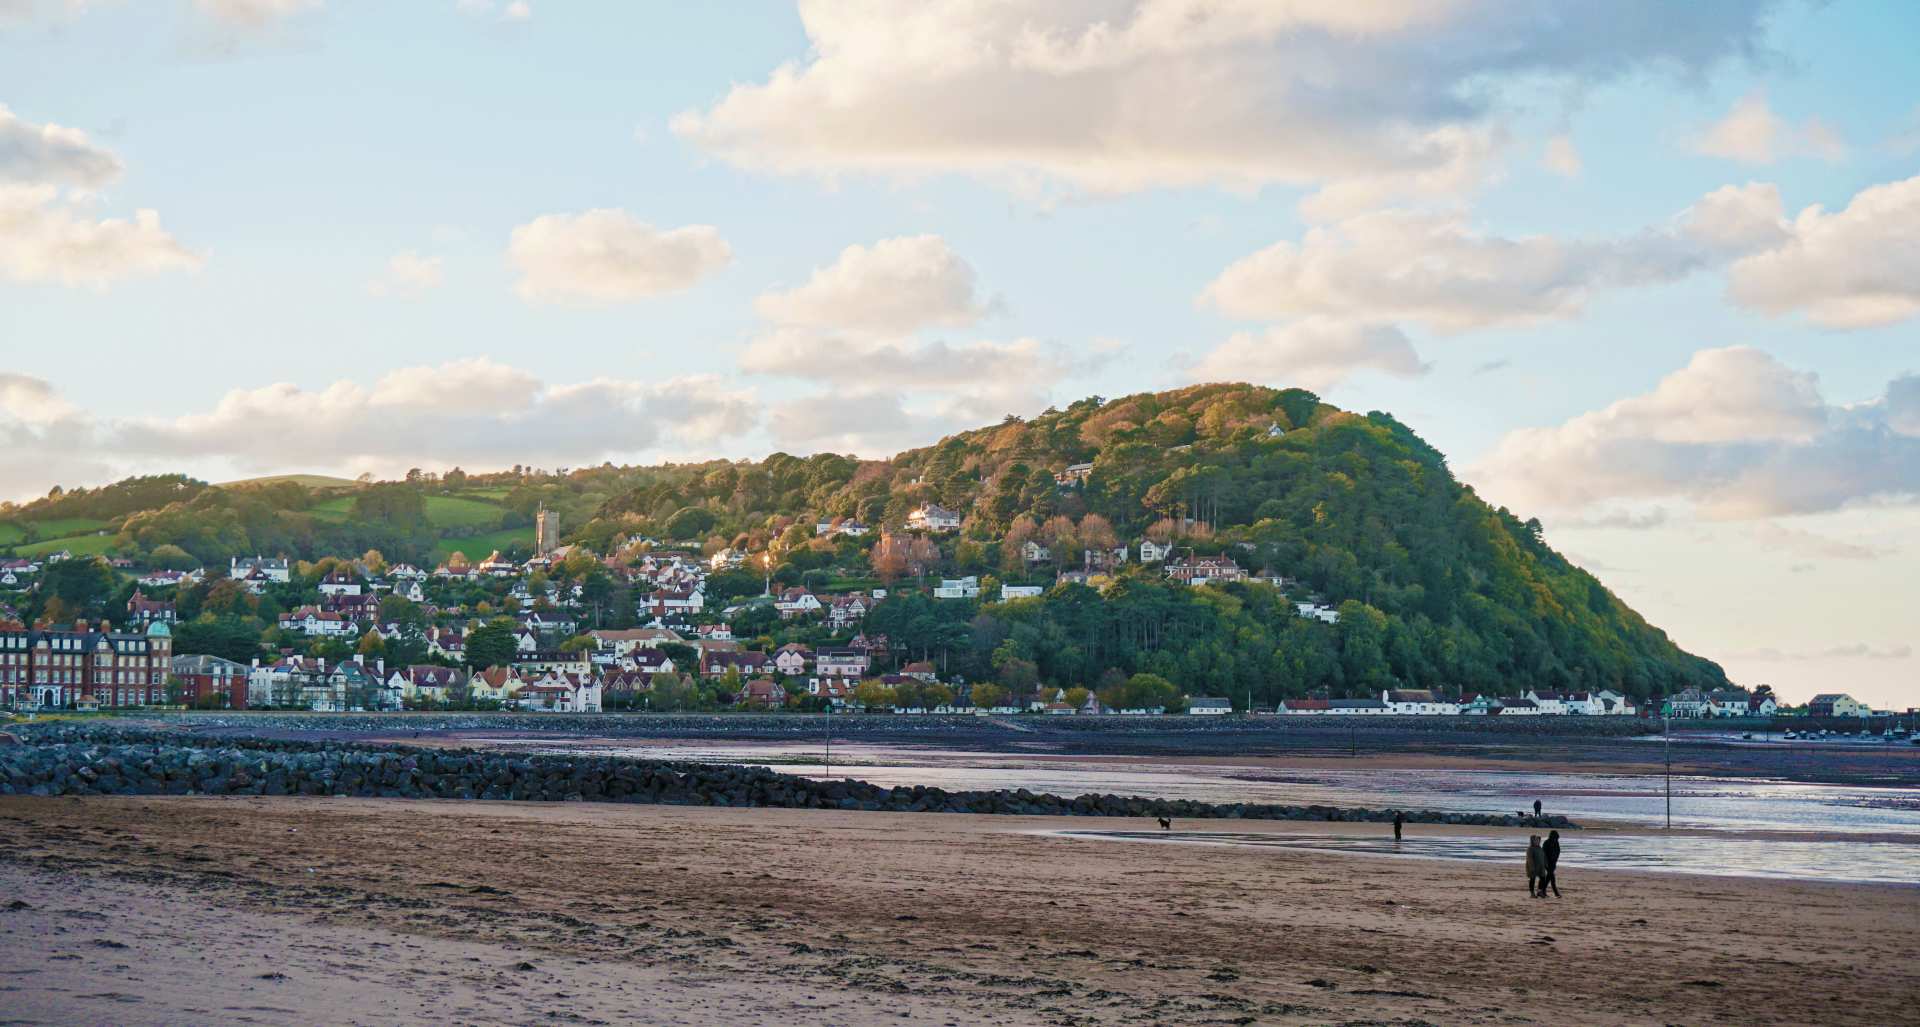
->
[1809,693,1867,718]
[1383,689,1458,715]
[1188,697,1232,715]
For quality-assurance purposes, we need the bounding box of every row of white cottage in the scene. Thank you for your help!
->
[1278,689,1638,716]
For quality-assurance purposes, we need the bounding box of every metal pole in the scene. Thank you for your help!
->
[824,699,832,780]
[1664,705,1672,831]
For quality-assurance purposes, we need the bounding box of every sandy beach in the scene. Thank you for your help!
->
[2,796,1915,1026]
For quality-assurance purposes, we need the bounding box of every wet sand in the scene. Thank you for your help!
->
[2,796,1916,1025]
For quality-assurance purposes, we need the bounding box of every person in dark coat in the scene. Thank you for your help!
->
[1392,811,1404,842]
[1540,829,1562,897]
[1533,799,1543,819]
[1525,835,1545,897]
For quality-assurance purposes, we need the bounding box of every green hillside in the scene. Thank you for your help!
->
[0,385,1727,700]
[580,384,1727,699]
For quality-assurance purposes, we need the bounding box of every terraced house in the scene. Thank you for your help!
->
[0,619,174,710]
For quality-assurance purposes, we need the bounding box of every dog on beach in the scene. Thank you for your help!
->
[1157,817,1172,831]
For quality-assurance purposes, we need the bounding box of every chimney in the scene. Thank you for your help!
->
[101,620,112,634]
[376,657,385,676]
[74,619,88,633]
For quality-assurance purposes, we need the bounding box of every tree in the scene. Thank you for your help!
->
[356,631,387,658]
[38,556,116,616]
[465,618,519,671]
[146,544,198,571]
[1063,686,1090,709]
[852,680,896,711]
[970,682,1009,709]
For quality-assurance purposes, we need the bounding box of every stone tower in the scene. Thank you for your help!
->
[535,504,560,555]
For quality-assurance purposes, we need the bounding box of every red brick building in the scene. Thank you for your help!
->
[0,619,174,709]
[169,652,250,709]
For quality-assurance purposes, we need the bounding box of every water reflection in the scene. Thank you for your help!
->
[1051,830,1920,886]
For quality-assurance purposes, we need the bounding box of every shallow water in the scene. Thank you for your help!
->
[503,739,1920,885]
[1050,829,1920,887]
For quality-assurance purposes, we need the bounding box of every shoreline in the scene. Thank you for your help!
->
[3,796,1915,1026]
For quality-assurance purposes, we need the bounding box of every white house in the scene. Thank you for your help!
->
[907,504,962,533]
[999,584,1043,602]
[1668,688,1711,718]
[815,648,870,679]
[1382,690,1459,715]
[1527,691,1569,715]
[277,606,355,637]
[1187,697,1232,715]
[1594,689,1636,716]
[1138,539,1174,563]
[1326,698,1390,715]
[317,570,362,596]
[933,576,980,599]
[1707,689,1755,717]
[825,593,871,629]
[1294,602,1342,624]
[1020,540,1052,564]
[516,672,602,713]
[774,588,823,620]
[230,556,290,583]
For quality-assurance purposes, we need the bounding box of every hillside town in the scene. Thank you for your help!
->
[0,509,1887,721]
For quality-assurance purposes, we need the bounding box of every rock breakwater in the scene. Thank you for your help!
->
[0,725,1576,828]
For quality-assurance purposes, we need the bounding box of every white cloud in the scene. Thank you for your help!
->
[0,104,121,186]
[192,0,321,28]
[0,371,80,423]
[1201,208,1709,332]
[1198,180,1814,334]
[1542,135,1582,177]
[1472,347,1920,518]
[0,106,198,288]
[753,234,991,336]
[674,0,1770,209]
[0,184,201,286]
[1692,91,1848,164]
[367,250,443,298]
[1187,318,1426,391]
[1751,521,1892,561]
[507,209,730,303]
[743,232,1093,452]
[0,360,761,498]
[1724,174,1920,328]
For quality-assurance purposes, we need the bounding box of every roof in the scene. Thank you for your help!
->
[1188,696,1231,708]
[1810,693,1852,702]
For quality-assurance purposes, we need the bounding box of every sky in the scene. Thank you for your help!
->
[1,0,1917,709]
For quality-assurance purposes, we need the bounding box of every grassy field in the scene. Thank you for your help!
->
[23,517,109,537]
[17,534,118,558]
[306,496,355,522]
[431,526,534,563]
[306,494,506,531]
[424,495,508,531]
[0,523,23,546]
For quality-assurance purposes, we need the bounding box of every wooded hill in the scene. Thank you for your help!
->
[0,384,1728,701]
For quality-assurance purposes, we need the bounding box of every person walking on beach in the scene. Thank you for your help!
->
[1393,811,1404,842]
[1533,799,1543,819]
[1540,829,1562,898]
[1525,835,1545,897]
